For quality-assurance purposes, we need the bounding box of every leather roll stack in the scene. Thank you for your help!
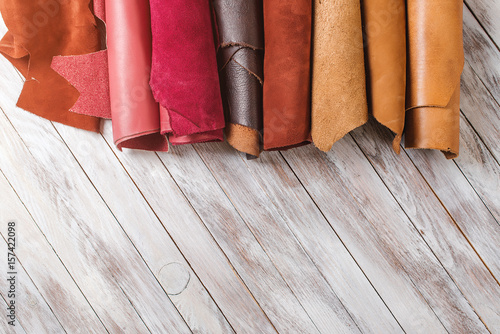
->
[149,0,225,145]
[362,0,407,153]
[106,0,169,151]
[213,0,264,158]
[311,0,368,152]
[0,0,101,132]
[263,0,312,150]
[405,0,464,159]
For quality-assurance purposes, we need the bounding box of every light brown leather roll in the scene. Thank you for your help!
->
[362,0,406,153]
[311,0,368,152]
[405,0,464,159]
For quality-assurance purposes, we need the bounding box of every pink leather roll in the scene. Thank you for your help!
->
[149,0,225,145]
[105,0,169,151]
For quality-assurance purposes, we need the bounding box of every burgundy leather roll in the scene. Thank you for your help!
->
[105,0,169,151]
[263,0,312,150]
[149,0,225,145]
[362,0,407,154]
[405,0,464,159]
[213,0,264,157]
[0,0,101,132]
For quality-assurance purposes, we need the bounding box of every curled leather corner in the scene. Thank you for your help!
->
[213,0,264,157]
[405,0,464,159]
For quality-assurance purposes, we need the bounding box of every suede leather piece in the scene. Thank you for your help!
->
[149,0,225,145]
[361,0,406,153]
[263,0,312,150]
[50,0,111,119]
[0,0,101,132]
[105,0,169,151]
[405,0,464,159]
[214,0,264,156]
[311,0,368,152]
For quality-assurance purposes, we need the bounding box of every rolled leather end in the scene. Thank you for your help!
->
[149,0,225,144]
[361,0,407,153]
[263,0,312,151]
[0,0,101,132]
[213,0,264,157]
[106,0,169,151]
[311,0,368,152]
[405,0,464,158]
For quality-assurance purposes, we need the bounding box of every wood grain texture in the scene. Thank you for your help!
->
[465,0,500,48]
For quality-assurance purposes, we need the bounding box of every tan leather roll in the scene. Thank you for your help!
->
[362,0,407,153]
[405,0,464,159]
[311,0,368,152]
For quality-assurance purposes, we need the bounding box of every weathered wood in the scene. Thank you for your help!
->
[0,64,191,333]
[167,142,360,333]
[54,122,234,334]
[99,123,277,334]
[465,0,500,48]
[197,143,403,333]
[351,119,500,331]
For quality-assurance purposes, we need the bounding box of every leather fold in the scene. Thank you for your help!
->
[149,0,225,145]
[405,0,464,159]
[263,0,312,150]
[0,0,102,132]
[213,0,264,157]
[105,0,169,151]
[362,0,407,153]
[311,0,368,152]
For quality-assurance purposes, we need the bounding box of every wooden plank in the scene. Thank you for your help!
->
[0,290,27,334]
[461,61,500,163]
[463,6,500,104]
[465,0,500,48]
[0,64,191,333]
[166,143,360,333]
[195,143,403,333]
[350,120,500,331]
[99,123,277,334]
[54,122,234,334]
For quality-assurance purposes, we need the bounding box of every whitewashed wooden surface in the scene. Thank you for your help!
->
[0,1,499,333]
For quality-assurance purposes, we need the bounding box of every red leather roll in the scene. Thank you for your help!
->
[262,0,312,150]
[105,0,169,151]
[0,0,101,131]
[149,0,225,145]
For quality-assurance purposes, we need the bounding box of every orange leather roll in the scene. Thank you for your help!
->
[405,0,464,159]
[263,0,312,150]
[362,0,407,153]
[0,0,102,132]
[311,0,368,152]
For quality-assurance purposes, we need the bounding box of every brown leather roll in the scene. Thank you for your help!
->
[213,0,264,157]
[0,0,101,132]
[405,0,464,159]
[311,0,368,152]
[362,0,407,153]
[263,0,312,151]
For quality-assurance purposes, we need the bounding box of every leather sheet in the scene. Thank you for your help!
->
[213,0,264,157]
[105,0,169,151]
[405,0,464,159]
[0,0,101,132]
[311,0,368,152]
[149,0,225,145]
[362,0,407,154]
[263,0,312,150]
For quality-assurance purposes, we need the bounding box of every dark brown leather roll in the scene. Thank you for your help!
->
[263,0,312,150]
[405,0,464,159]
[213,0,264,157]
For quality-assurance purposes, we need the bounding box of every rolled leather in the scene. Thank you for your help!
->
[149,0,225,145]
[263,0,312,150]
[0,0,101,132]
[311,0,368,152]
[361,0,407,153]
[213,0,264,157]
[405,0,464,159]
[105,0,169,151]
